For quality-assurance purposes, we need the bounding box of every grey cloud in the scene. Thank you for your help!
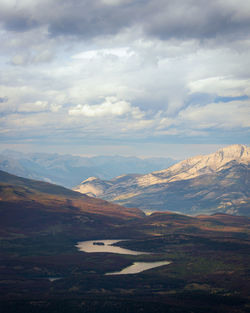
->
[1,0,250,42]
[3,15,38,32]
[0,97,8,103]
[41,0,250,41]
[142,0,250,40]
[46,0,137,38]
[0,4,38,32]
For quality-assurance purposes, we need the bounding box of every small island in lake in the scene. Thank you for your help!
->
[93,242,105,246]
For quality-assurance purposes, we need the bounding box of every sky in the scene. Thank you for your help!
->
[0,0,250,159]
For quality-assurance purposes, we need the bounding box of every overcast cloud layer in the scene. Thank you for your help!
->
[0,0,249,157]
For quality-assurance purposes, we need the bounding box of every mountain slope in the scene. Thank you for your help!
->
[0,170,144,239]
[74,145,250,216]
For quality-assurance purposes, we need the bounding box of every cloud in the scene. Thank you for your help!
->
[0,0,249,153]
[1,0,250,42]
[72,47,135,60]
[178,100,250,129]
[101,0,132,5]
[50,103,62,113]
[0,97,8,103]
[188,77,250,98]
[142,0,250,41]
[68,97,143,118]
[18,101,48,113]
[11,50,54,66]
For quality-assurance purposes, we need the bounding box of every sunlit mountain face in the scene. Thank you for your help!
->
[75,145,250,216]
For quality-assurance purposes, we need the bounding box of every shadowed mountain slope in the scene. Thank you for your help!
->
[0,170,144,239]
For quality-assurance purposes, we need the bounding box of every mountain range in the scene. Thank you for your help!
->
[74,144,250,216]
[0,150,177,188]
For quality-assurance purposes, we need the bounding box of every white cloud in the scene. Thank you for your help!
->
[68,97,144,118]
[72,47,135,60]
[50,103,62,112]
[188,77,250,97]
[100,0,132,6]
[18,101,48,113]
[178,100,250,129]
[121,119,154,132]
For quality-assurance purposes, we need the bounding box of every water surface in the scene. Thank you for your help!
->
[76,239,149,255]
[106,261,171,275]
[76,239,171,275]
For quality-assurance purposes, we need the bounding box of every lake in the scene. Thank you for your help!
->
[106,261,171,275]
[76,239,171,275]
[76,239,149,255]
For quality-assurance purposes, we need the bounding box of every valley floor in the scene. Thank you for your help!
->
[1,213,250,313]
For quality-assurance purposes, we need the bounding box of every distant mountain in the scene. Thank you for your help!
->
[74,144,250,216]
[0,150,177,188]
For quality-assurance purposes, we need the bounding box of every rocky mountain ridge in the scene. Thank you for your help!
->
[134,144,250,187]
[74,144,250,216]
